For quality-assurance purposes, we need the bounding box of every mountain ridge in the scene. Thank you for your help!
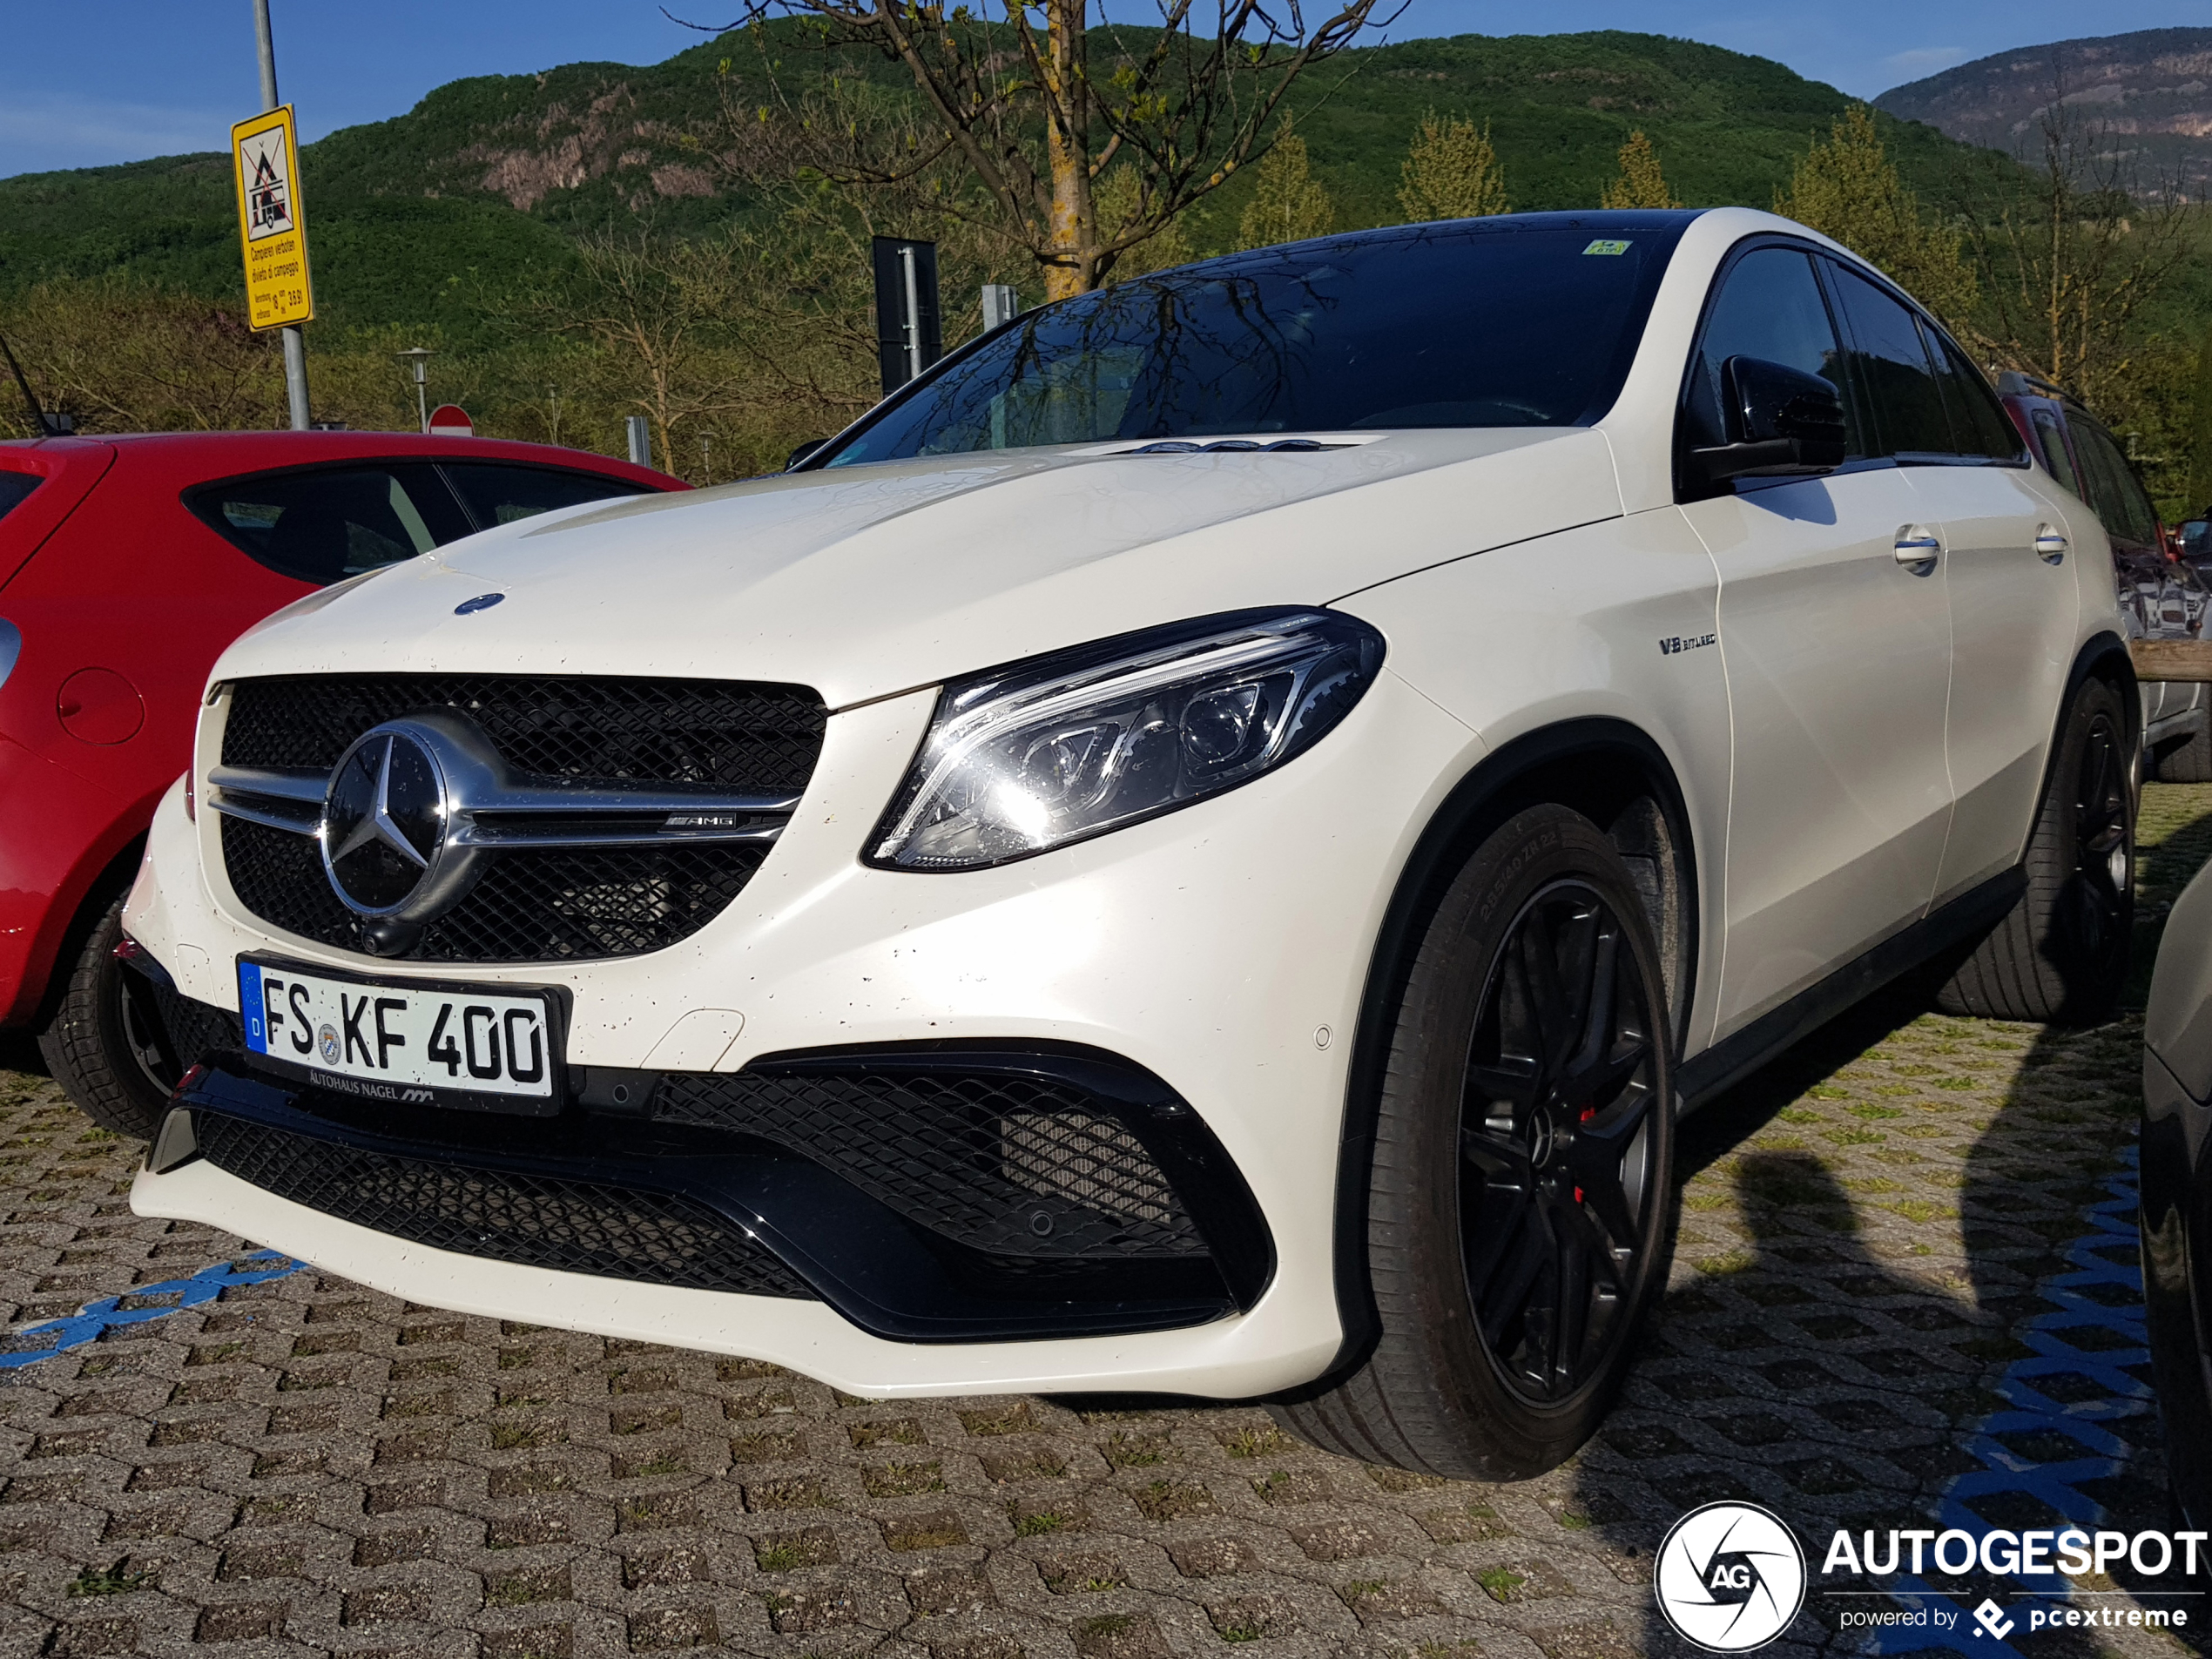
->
[1876,27,2212,192]
[0,24,2006,341]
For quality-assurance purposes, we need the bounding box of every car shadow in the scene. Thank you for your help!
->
[1573,948,2187,1656]
[0,1032,48,1078]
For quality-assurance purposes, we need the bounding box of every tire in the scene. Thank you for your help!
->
[36,892,178,1140]
[2153,713,2212,783]
[1270,804,1676,1480]
[1938,677,2134,1024]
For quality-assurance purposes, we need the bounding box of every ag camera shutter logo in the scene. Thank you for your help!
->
[1654,1501,1807,1651]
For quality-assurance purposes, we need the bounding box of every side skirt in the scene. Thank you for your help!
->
[1675,867,2027,1111]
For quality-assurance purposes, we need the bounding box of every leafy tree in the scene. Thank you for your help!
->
[1599,131,1678,210]
[689,0,1389,299]
[1095,166,1195,279]
[1773,107,1976,332]
[1237,127,1336,251]
[1398,111,1508,221]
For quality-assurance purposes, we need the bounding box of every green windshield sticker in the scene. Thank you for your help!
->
[1583,239,1631,256]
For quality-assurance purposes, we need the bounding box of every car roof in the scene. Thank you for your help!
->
[0,430,679,490]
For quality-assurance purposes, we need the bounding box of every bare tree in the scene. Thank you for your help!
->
[520,226,761,473]
[0,277,284,436]
[1958,59,2190,410]
[680,0,1394,298]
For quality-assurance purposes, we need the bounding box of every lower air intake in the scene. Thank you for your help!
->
[194,1113,814,1300]
[654,1069,1206,1261]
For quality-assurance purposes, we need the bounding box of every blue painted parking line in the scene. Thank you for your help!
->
[0,1251,307,1368]
[1865,1150,2148,1656]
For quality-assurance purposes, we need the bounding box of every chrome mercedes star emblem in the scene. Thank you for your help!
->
[320,728,448,917]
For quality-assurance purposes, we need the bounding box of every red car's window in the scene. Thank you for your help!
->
[439,462,649,530]
[185,463,472,586]
[0,470,40,522]
[2029,409,2081,496]
[2068,415,2161,550]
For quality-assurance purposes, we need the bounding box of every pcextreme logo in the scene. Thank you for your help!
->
[1653,1502,1808,1651]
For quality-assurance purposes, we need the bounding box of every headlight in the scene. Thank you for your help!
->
[867,608,1385,871]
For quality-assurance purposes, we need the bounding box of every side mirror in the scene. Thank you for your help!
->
[785,439,828,471]
[1689,356,1849,487]
[2182,521,2211,560]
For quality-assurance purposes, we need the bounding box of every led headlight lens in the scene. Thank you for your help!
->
[867,608,1385,871]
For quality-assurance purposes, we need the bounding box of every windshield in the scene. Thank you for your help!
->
[822,214,1692,467]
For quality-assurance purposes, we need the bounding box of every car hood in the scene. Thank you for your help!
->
[215,428,1621,706]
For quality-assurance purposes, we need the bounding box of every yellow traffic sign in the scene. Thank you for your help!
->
[230,105,314,331]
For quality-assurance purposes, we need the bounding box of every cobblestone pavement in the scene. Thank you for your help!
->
[3,789,2209,1659]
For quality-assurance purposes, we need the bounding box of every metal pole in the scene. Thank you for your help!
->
[253,0,311,431]
[900,246,923,383]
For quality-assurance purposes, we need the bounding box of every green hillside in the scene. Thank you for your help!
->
[0,24,2004,339]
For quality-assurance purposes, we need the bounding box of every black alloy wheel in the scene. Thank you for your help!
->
[2067,709,2132,967]
[1937,675,2134,1024]
[1267,804,1676,1479]
[1460,881,1660,1405]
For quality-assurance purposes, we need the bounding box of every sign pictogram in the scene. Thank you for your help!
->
[230,105,314,331]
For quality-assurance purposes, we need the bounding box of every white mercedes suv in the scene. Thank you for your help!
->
[121,208,2134,1479]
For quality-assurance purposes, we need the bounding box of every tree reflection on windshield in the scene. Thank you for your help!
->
[823,213,1692,466]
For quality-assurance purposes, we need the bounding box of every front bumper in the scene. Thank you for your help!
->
[126,671,1483,1396]
[156,1044,1271,1341]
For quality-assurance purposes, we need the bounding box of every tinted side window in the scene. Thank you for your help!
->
[186,463,472,586]
[2069,416,2161,549]
[442,463,649,531]
[1923,329,2023,461]
[0,471,40,522]
[1828,266,1952,457]
[2029,409,2081,496]
[1682,246,1863,457]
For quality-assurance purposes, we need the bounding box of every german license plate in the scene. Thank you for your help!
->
[236,957,562,1114]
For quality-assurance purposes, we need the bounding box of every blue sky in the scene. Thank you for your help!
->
[3,0,2209,179]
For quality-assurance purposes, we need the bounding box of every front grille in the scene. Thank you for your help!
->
[196,1113,814,1299]
[655,1069,1206,1260]
[216,674,819,963]
[222,817,768,962]
[221,674,826,791]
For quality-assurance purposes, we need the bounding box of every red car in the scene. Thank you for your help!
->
[0,431,682,1131]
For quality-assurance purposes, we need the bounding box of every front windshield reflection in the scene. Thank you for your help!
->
[824,215,1692,466]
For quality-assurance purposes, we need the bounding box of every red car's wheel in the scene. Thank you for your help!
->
[37,892,175,1139]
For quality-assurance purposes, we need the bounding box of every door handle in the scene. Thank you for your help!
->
[2034,526,2067,564]
[1893,528,1941,573]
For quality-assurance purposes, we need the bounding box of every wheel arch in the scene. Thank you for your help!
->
[1317,717,1699,1379]
[2033,630,2137,844]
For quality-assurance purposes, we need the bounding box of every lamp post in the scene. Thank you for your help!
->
[396,347,432,435]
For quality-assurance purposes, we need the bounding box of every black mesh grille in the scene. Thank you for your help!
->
[215,673,813,963]
[221,674,826,791]
[222,816,767,962]
[196,1112,814,1299]
[149,981,242,1067]
[655,1070,1204,1260]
